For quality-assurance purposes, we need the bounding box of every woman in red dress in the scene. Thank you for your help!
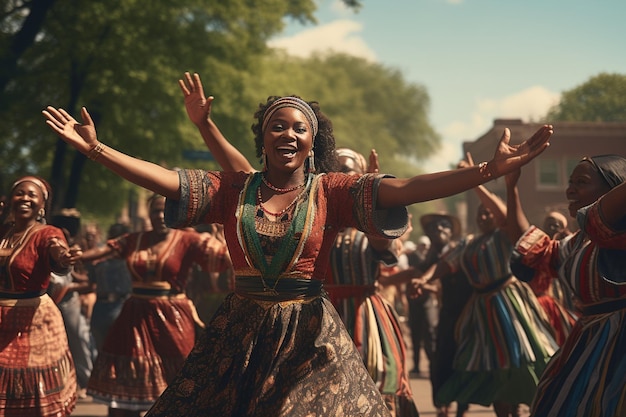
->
[43,74,551,416]
[80,194,229,417]
[0,176,80,416]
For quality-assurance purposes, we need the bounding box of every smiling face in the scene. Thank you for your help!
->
[566,160,611,218]
[10,181,45,225]
[263,107,314,176]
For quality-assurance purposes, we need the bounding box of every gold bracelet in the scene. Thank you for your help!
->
[87,142,106,161]
[478,161,494,180]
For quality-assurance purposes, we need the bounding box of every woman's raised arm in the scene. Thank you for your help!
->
[180,72,255,173]
[43,106,181,200]
[377,125,553,208]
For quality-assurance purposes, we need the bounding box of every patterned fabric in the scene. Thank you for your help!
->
[147,170,409,416]
[326,227,419,417]
[0,224,76,416]
[436,230,558,406]
[87,228,208,411]
[516,201,626,417]
[352,293,419,417]
[527,268,578,345]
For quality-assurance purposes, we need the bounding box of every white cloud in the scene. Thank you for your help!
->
[423,86,561,172]
[268,20,377,62]
[330,0,352,15]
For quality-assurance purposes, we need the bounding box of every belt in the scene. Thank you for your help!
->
[235,276,323,302]
[582,298,626,316]
[474,276,514,294]
[0,289,47,299]
[97,293,127,303]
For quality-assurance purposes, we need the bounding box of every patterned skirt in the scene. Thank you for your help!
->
[352,293,419,417]
[145,293,391,416]
[87,294,200,411]
[437,279,559,406]
[531,306,626,417]
[0,294,76,416]
[535,293,577,346]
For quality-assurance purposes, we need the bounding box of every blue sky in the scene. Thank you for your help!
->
[270,0,626,172]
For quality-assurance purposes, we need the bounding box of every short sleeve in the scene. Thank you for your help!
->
[326,173,408,239]
[165,170,246,229]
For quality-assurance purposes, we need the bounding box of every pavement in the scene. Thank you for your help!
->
[71,320,529,417]
[72,374,508,416]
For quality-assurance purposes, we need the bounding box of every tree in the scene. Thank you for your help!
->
[545,72,626,122]
[1,0,330,215]
[188,51,441,180]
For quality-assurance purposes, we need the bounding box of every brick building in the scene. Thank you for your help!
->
[459,119,626,234]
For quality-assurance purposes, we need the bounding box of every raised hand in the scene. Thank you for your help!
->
[367,149,380,174]
[43,107,98,154]
[489,125,552,177]
[179,72,214,127]
[457,151,476,169]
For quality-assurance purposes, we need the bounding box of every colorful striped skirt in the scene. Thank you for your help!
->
[531,306,626,417]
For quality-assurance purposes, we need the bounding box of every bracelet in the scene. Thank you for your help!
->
[87,142,106,161]
[478,161,495,180]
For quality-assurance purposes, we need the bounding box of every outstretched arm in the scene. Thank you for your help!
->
[43,107,181,199]
[179,72,255,173]
[376,125,553,208]
[504,168,529,243]
[596,180,626,229]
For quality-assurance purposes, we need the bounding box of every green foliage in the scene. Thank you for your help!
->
[1,0,430,222]
[210,51,441,179]
[0,0,320,214]
[545,73,626,122]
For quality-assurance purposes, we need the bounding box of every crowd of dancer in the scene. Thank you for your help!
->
[0,70,624,417]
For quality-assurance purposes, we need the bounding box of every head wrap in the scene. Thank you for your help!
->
[336,148,367,174]
[261,97,318,138]
[11,176,49,201]
[581,155,626,190]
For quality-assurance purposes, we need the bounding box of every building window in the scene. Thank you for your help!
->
[537,158,561,189]
[565,158,579,181]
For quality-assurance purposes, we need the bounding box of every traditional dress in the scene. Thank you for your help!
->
[87,228,212,411]
[436,229,558,407]
[516,202,626,417]
[0,223,76,416]
[526,261,578,345]
[326,228,419,417]
[146,170,408,416]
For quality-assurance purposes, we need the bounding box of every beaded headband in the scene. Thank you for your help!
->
[261,97,318,138]
[11,176,49,201]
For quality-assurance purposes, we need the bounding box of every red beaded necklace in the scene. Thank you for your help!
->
[261,175,305,193]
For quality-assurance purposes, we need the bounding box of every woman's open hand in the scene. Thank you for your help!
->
[489,125,553,177]
[179,72,214,127]
[43,107,98,154]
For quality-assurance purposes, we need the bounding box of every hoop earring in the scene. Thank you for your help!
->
[37,208,45,222]
[307,150,316,174]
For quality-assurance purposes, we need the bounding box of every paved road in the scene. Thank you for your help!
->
[71,320,530,417]
[71,375,504,416]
